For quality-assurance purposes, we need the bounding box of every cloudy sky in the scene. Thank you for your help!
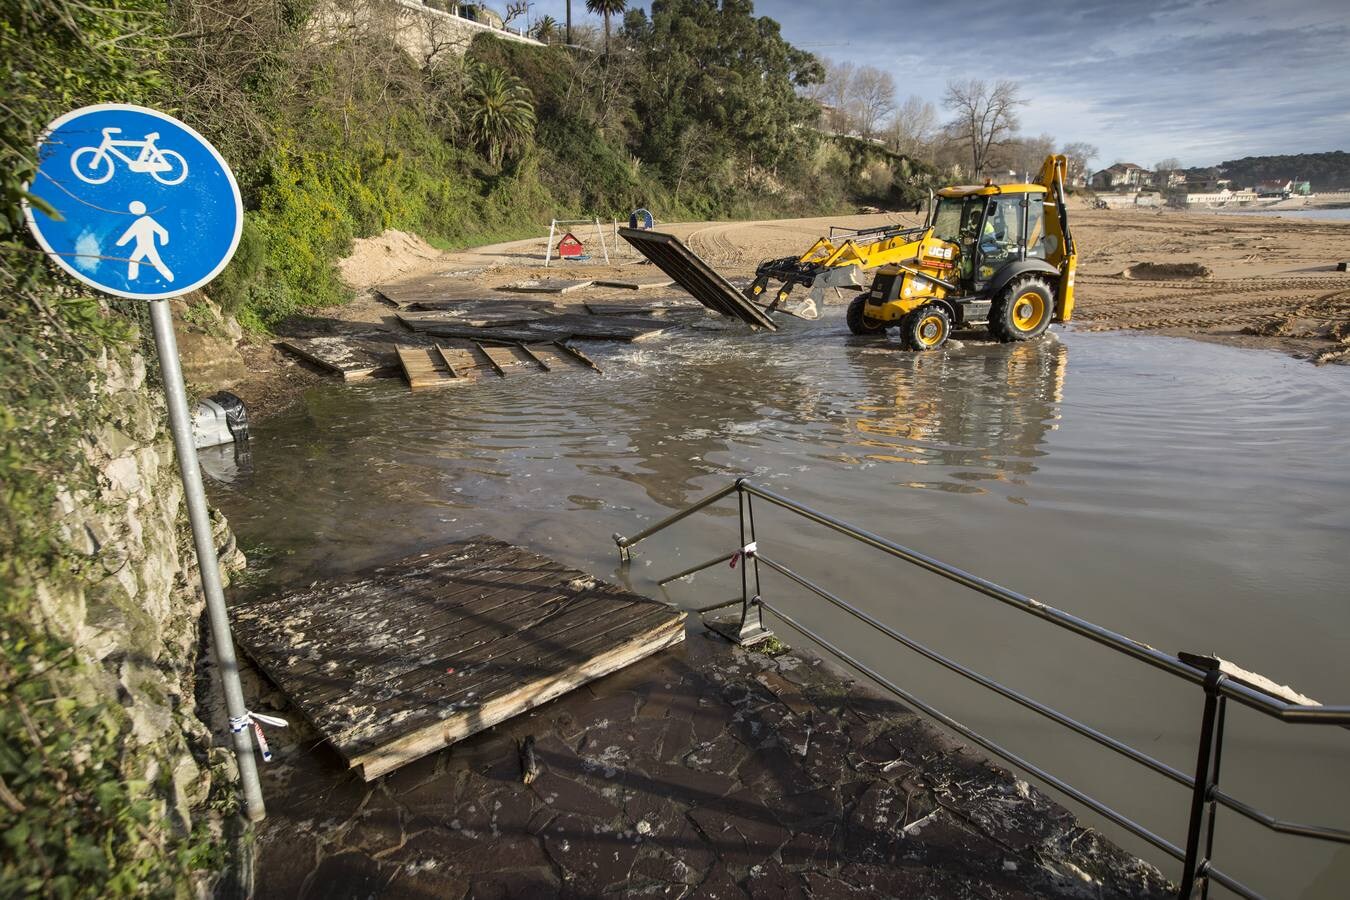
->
[519,0,1349,169]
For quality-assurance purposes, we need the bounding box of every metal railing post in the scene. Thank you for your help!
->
[705,481,773,646]
[1180,658,1225,898]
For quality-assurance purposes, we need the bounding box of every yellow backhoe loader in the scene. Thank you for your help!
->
[748,221,927,318]
[847,154,1076,351]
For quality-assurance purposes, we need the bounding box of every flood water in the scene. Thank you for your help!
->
[209,312,1350,897]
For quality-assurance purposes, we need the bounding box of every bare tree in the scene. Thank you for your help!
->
[851,65,895,140]
[992,133,1055,179]
[942,78,1023,177]
[815,59,855,133]
[1060,141,1099,186]
[886,94,937,160]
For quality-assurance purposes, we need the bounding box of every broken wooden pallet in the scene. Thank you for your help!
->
[230,537,686,779]
[396,340,599,390]
[275,333,401,380]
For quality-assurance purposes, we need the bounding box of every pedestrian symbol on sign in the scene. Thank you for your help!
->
[116,201,174,282]
[23,103,241,300]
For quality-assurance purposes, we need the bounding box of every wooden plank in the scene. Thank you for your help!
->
[351,609,685,777]
[398,307,557,330]
[276,334,398,380]
[231,537,685,780]
[554,341,603,373]
[475,341,508,376]
[593,277,675,290]
[434,345,462,378]
[352,612,685,779]
[516,342,550,371]
[502,278,594,294]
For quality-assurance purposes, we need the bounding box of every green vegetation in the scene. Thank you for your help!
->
[164,0,933,331]
[2,3,226,895]
[1186,151,1350,192]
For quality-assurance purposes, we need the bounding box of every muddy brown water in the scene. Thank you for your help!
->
[209,312,1350,898]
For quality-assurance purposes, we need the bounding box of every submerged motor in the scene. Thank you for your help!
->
[191,390,249,449]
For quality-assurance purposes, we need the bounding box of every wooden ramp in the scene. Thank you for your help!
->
[231,537,686,780]
[396,340,600,390]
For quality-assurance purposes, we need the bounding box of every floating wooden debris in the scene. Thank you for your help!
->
[501,278,594,294]
[593,277,675,290]
[396,340,599,390]
[275,333,401,380]
[231,537,686,779]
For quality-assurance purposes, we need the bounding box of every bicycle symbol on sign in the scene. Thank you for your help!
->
[70,128,189,186]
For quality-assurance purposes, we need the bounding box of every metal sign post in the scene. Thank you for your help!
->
[24,104,266,821]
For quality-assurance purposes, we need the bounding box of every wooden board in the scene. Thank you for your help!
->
[276,334,400,380]
[397,307,557,330]
[584,302,705,318]
[413,313,674,343]
[374,277,519,309]
[618,228,778,330]
[501,279,594,294]
[593,277,675,290]
[231,537,686,780]
[397,340,597,389]
[408,298,559,313]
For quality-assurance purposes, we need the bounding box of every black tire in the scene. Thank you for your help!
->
[900,304,952,351]
[989,275,1054,342]
[846,295,885,335]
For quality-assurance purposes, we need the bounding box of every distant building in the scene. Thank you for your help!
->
[1090,163,1152,191]
[457,3,503,28]
[1255,179,1293,198]
[1293,181,1312,196]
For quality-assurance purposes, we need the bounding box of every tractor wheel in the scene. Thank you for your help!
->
[990,276,1054,342]
[846,295,885,335]
[900,304,951,351]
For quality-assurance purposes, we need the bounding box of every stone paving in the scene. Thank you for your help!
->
[249,630,1172,898]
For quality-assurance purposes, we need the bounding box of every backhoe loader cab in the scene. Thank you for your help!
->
[847,154,1077,351]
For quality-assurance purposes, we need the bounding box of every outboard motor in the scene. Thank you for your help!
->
[191,391,249,449]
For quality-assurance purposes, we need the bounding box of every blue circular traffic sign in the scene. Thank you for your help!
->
[23,104,243,300]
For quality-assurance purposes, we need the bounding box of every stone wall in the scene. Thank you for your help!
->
[309,0,542,67]
[2,300,245,893]
[45,339,245,825]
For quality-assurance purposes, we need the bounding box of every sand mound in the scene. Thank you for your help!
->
[338,229,444,290]
[1121,262,1211,280]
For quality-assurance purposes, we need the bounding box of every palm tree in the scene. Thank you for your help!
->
[464,64,536,168]
[585,0,626,60]
[533,15,559,44]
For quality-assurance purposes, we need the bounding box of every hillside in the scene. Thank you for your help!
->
[1189,151,1350,191]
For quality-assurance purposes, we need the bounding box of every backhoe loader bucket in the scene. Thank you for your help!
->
[617,228,778,330]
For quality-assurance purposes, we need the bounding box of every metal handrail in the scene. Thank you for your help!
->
[613,477,1350,900]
